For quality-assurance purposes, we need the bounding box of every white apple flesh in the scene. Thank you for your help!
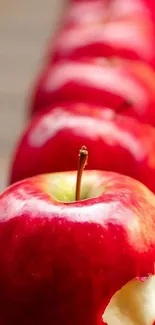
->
[104,276,155,325]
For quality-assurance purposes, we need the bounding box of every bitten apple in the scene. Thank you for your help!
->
[9,102,155,194]
[29,58,155,125]
[1,167,155,325]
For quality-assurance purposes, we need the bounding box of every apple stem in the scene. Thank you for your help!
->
[75,146,88,201]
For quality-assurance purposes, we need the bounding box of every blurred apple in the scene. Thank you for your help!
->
[29,57,155,126]
[61,0,153,27]
[50,18,155,66]
[10,102,155,194]
[46,0,155,65]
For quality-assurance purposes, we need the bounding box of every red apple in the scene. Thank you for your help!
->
[44,0,107,62]
[1,169,155,324]
[50,17,155,66]
[62,0,152,27]
[45,0,155,64]
[48,0,155,65]
[9,102,155,194]
[61,0,107,27]
[29,57,155,125]
[143,0,155,21]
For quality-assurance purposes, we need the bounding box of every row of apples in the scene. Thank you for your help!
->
[8,0,155,196]
[2,1,155,324]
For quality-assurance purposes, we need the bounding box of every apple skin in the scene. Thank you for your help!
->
[60,0,107,27]
[29,57,155,125]
[1,170,155,324]
[61,0,155,28]
[46,0,155,65]
[9,102,155,194]
[50,18,155,66]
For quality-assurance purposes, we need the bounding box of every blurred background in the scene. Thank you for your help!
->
[0,0,66,192]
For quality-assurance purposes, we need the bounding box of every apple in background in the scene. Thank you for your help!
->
[1,168,155,324]
[63,0,152,26]
[50,17,155,66]
[45,0,155,63]
[46,0,155,65]
[29,57,155,125]
[44,0,107,62]
[143,0,155,21]
[62,0,107,27]
[10,102,155,194]
[44,0,107,63]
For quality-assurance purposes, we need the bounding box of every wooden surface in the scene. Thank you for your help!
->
[0,0,66,192]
